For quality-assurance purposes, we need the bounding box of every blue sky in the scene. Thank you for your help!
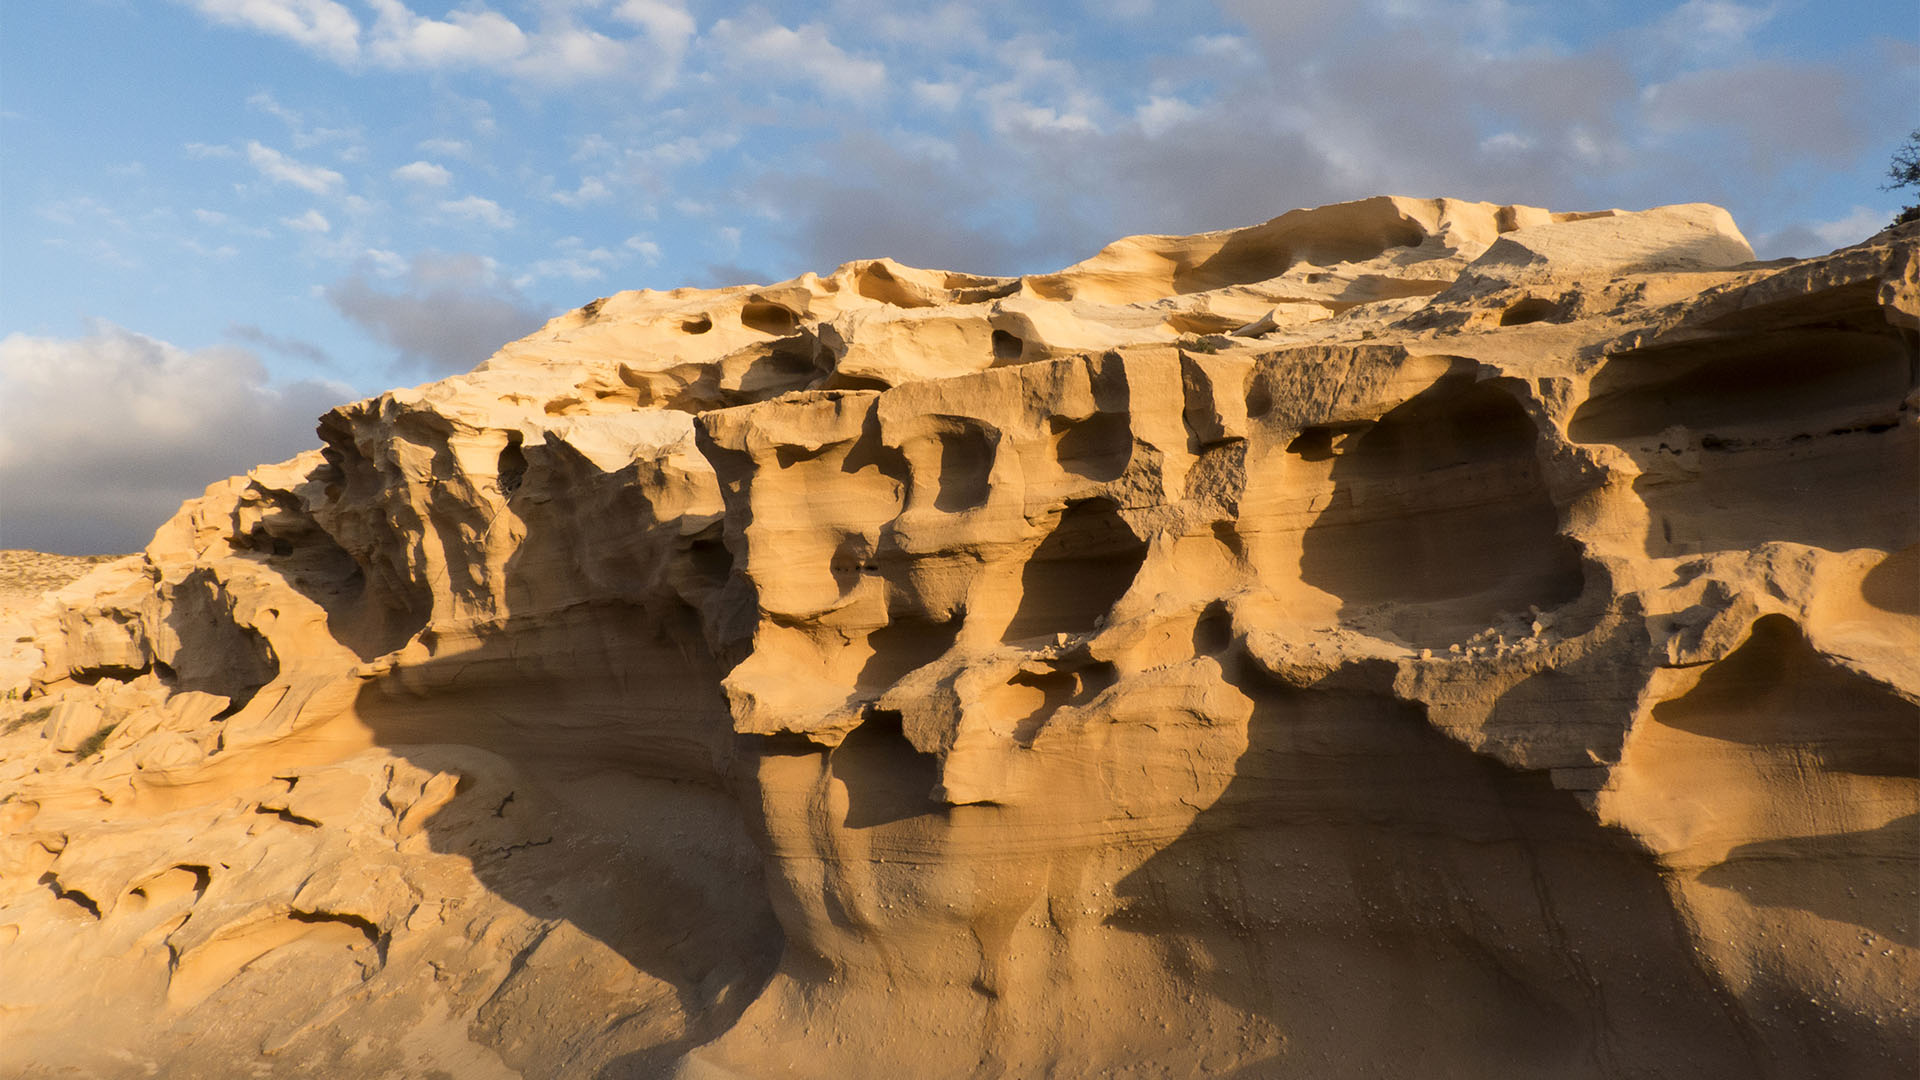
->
[2,0,1915,552]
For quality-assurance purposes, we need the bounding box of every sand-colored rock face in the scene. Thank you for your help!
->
[1,196,1915,1079]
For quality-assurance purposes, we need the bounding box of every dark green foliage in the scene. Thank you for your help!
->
[1887,129,1920,228]
[4,705,52,735]
[73,723,119,760]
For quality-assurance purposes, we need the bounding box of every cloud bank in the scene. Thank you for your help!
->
[0,324,353,554]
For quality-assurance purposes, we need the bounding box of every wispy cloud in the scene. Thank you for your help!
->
[1756,204,1894,259]
[549,176,611,207]
[612,0,696,87]
[185,0,690,87]
[245,140,345,194]
[416,137,472,159]
[624,235,663,264]
[1654,0,1776,57]
[226,322,333,367]
[249,91,352,149]
[363,0,527,68]
[709,17,887,100]
[281,208,332,232]
[185,0,360,64]
[37,196,126,229]
[437,194,515,229]
[1134,96,1198,138]
[392,160,452,186]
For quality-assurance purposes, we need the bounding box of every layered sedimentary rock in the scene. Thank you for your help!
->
[1,197,1915,1079]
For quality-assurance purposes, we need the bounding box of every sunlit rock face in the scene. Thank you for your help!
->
[1,197,1914,1080]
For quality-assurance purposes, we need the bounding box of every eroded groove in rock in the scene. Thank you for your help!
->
[1296,372,1585,647]
[1572,326,1919,557]
[3,197,1915,1080]
[1001,498,1148,644]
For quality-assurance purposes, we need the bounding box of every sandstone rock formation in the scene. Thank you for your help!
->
[1,196,1914,1079]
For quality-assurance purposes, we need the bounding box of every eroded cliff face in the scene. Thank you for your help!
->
[1,197,1914,1079]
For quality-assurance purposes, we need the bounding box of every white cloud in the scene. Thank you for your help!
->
[1756,205,1893,259]
[848,1,989,53]
[185,0,688,88]
[889,130,960,164]
[361,248,409,277]
[437,195,515,229]
[184,141,237,159]
[615,0,695,42]
[392,160,452,186]
[974,42,1108,138]
[990,100,1097,136]
[572,132,617,161]
[515,257,611,287]
[42,236,140,271]
[1656,0,1775,54]
[247,89,303,127]
[708,18,887,100]
[186,0,360,64]
[1189,33,1255,63]
[181,239,241,259]
[459,96,498,136]
[364,0,527,68]
[1478,131,1535,154]
[37,196,125,228]
[246,89,360,150]
[613,0,695,66]
[511,25,628,82]
[417,137,472,159]
[1135,96,1198,138]
[282,208,331,232]
[911,80,965,110]
[245,140,344,194]
[0,323,352,553]
[514,235,636,287]
[624,235,663,264]
[358,2,627,83]
[1809,207,1890,247]
[551,176,611,207]
[644,133,735,167]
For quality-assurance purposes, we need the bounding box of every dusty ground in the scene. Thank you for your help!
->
[0,550,129,693]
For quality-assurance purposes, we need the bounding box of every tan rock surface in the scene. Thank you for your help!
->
[0,551,126,693]
[1,196,1915,1079]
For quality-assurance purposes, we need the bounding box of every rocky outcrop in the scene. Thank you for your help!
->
[1,196,1914,1079]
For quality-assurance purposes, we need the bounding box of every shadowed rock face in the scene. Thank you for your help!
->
[1,197,1915,1079]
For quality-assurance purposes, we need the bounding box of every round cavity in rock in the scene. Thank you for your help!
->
[1500,298,1559,326]
[1296,374,1583,647]
[741,302,798,335]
